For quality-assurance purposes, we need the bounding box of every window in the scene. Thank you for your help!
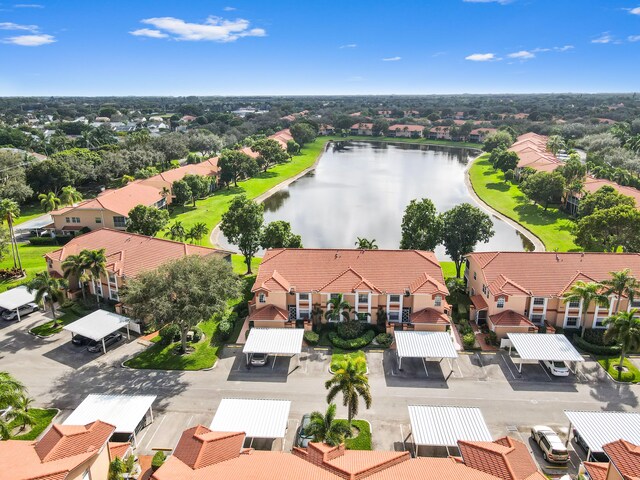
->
[95,217,102,224]
[434,295,442,307]
[330,293,340,301]
[531,314,544,325]
[568,300,580,309]
[533,297,545,306]
[108,273,116,284]
[110,290,119,301]
[497,297,505,308]
[471,288,475,296]
[71,217,80,223]
[388,311,400,322]
[473,272,476,280]
[259,293,266,303]
[94,282,103,297]
[631,299,640,308]
[65,217,70,223]
[482,285,486,294]
[358,293,369,304]
[594,317,606,328]
[113,216,127,228]
[565,317,579,327]
[389,294,400,303]
[299,311,310,320]
[298,293,309,301]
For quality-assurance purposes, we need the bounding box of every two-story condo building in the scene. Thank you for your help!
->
[248,249,450,332]
[388,124,424,138]
[465,252,640,338]
[350,123,374,136]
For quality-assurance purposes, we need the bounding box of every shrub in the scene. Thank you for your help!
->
[573,335,621,356]
[486,331,499,347]
[218,320,234,341]
[336,320,364,340]
[29,235,72,246]
[151,451,166,471]
[158,324,180,346]
[583,329,617,347]
[191,326,203,343]
[375,333,393,348]
[234,302,249,319]
[462,333,476,349]
[504,169,515,183]
[458,320,473,336]
[328,329,375,350]
[304,331,319,345]
[60,299,76,309]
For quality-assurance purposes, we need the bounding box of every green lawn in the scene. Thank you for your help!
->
[9,408,58,440]
[325,134,481,149]
[440,261,465,279]
[468,154,578,252]
[29,305,93,337]
[0,243,59,293]
[334,419,372,450]
[597,356,640,383]
[13,201,46,226]
[331,350,367,373]
[231,254,262,276]
[164,138,328,248]
[124,316,221,371]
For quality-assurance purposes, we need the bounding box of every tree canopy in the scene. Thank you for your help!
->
[399,198,443,251]
[260,220,303,249]
[126,204,170,236]
[520,171,565,210]
[218,149,258,187]
[220,195,264,274]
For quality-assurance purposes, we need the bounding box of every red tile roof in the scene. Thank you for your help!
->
[583,462,609,480]
[410,308,450,325]
[388,124,425,132]
[45,228,231,279]
[172,427,245,469]
[108,442,130,460]
[489,311,536,328]
[470,294,489,310]
[252,249,447,296]
[351,123,374,129]
[603,439,640,480]
[459,437,546,480]
[248,304,290,322]
[509,133,562,173]
[582,176,640,206]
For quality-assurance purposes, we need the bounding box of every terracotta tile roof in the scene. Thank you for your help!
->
[583,462,609,480]
[248,304,290,321]
[582,176,640,206]
[0,421,115,480]
[489,311,536,328]
[459,436,545,480]
[410,308,450,325]
[172,426,245,469]
[466,251,640,298]
[488,274,531,296]
[510,133,562,173]
[388,124,425,132]
[470,294,489,310]
[470,128,498,135]
[366,457,501,480]
[351,123,374,129]
[603,440,640,480]
[45,228,231,279]
[252,249,447,296]
[108,441,130,460]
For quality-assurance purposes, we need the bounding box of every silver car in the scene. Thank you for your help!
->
[1,303,38,321]
[531,425,569,464]
[250,353,269,367]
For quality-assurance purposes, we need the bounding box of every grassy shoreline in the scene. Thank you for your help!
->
[325,134,481,149]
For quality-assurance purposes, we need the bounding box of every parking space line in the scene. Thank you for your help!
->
[139,413,166,449]
[538,362,553,381]
[499,352,517,380]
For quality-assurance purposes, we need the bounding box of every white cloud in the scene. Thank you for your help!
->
[0,21,38,32]
[630,6,640,14]
[132,16,266,42]
[223,6,236,11]
[463,0,512,4]
[339,43,357,48]
[14,3,44,7]
[508,50,535,59]
[465,52,498,61]
[130,28,168,38]
[592,33,613,44]
[629,35,640,42]
[2,33,54,46]
[555,45,574,52]
[382,56,401,61]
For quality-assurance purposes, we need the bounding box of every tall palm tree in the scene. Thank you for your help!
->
[27,271,67,327]
[81,248,108,304]
[604,310,640,381]
[325,294,352,323]
[164,221,186,242]
[305,403,353,446]
[0,372,30,440]
[355,237,378,250]
[160,186,171,206]
[12,395,35,432]
[602,269,640,313]
[562,281,610,337]
[38,192,62,213]
[546,135,565,156]
[0,199,22,271]
[187,222,208,245]
[61,253,90,301]
[59,186,83,206]
[325,357,372,424]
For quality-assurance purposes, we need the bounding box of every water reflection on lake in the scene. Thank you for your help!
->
[219,141,533,260]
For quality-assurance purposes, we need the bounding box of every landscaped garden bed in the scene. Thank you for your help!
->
[29,303,94,337]
[334,419,372,450]
[330,350,367,374]
[597,357,640,383]
[8,408,58,441]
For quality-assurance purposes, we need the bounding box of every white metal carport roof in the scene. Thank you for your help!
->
[243,328,304,355]
[63,394,156,435]
[396,331,458,359]
[210,399,291,439]
[63,310,131,353]
[408,405,492,447]
[507,333,584,368]
[0,285,36,310]
[565,410,640,454]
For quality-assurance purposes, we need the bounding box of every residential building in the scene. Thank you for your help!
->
[582,439,640,480]
[319,124,335,135]
[248,249,450,333]
[566,176,640,216]
[0,420,117,480]
[152,424,545,480]
[428,126,452,140]
[45,228,232,305]
[404,110,420,117]
[378,110,393,118]
[465,251,640,337]
[454,112,465,120]
[388,124,424,138]
[350,122,374,136]
[469,128,498,143]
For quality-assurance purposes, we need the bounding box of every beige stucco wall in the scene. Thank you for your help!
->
[491,323,535,339]
[414,323,447,332]
[253,319,286,328]
[66,447,110,480]
[606,465,624,480]
[51,208,127,232]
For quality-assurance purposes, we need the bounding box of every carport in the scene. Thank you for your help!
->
[0,285,36,321]
[243,328,304,368]
[395,331,458,375]
[407,405,492,457]
[506,333,584,373]
[210,398,291,449]
[564,410,640,460]
[63,309,131,353]
[63,394,156,447]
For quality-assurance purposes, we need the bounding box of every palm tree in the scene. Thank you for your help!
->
[12,395,35,432]
[59,186,83,206]
[325,357,372,424]
[187,222,208,245]
[160,186,171,205]
[164,221,186,242]
[62,253,90,301]
[27,271,67,327]
[81,248,108,305]
[306,403,353,446]
[602,269,640,313]
[546,135,565,156]
[0,372,29,440]
[562,281,610,337]
[355,237,378,250]
[0,199,22,271]
[604,310,640,381]
[324,294,352,323]
[38,192,62,213]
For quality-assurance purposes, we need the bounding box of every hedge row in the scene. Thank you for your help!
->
[28,236,72,246]
[573,335,621,356]
[328,329,375,350]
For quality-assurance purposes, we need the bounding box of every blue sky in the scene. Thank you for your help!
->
[0,0,639,95]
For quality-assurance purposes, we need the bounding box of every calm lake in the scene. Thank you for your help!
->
[219,141,533,260]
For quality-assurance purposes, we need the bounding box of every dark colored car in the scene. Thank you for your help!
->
[87,332,123,353]
[295,414,313,448]
[573,429,610,462]
[250,353,270,367]
[71,334,93,346]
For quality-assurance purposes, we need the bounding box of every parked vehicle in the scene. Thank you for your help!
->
[250,353,269,367]
[573,429,609,462]
[71,334,93,347]
[542,360,570,377]
[1,303,38,321]
[87,332,123,353]
[531,425,569,463]
[295,414,313,448]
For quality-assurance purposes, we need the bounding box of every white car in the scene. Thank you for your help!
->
[531,425,569,464]
[1,303,38,321]
[542,360,570,377]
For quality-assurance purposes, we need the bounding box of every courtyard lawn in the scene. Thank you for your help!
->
[164,138,328,248]
[440,261,465,279]
[331,350,367,373]
[231,254,262,276]
[334,419,372,450]
[469,154,578,252]
[29,304,94,337]
[124,316,221,371]
[597,357,640,383]
[10,408,58,441]
[0,243,59,293]
[325,134,480,149]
